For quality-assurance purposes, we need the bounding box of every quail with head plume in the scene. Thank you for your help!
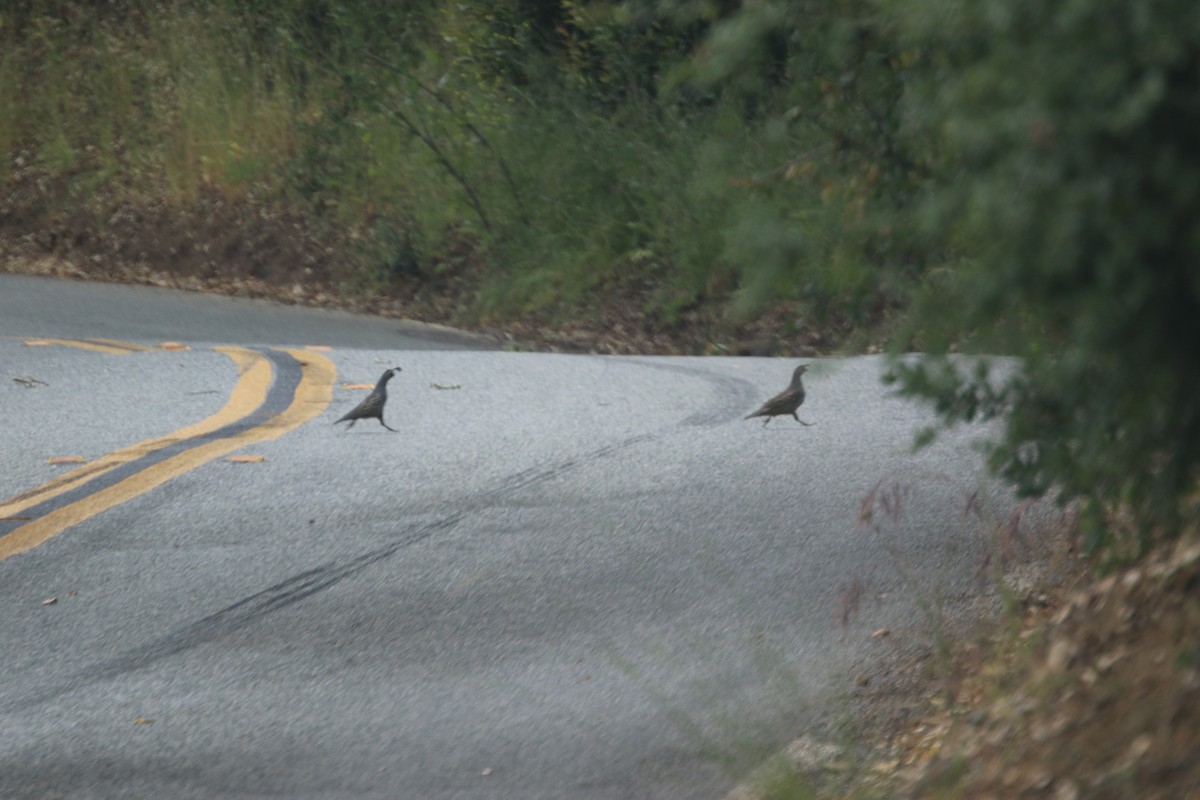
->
[334,367,401,431]
[745,364,813,427]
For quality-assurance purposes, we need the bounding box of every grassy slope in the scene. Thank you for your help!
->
[0,4,903,356]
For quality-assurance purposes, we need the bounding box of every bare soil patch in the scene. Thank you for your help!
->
[0,176,853,357]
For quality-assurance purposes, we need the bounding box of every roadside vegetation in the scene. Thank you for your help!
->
[3,1,1200,795]
[0,0,920,347]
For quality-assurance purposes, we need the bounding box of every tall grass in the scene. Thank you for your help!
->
[1,2,895,335]
[483,97,702,315]
[1,8,305,201]
[148,14,304,201]
[0,49,18,175]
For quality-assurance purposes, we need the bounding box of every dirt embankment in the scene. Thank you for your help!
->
[0,173,849,357]
[866,539,1200,800]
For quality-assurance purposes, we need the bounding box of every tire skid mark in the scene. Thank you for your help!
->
[0,433,657,715]
[4,362,739,712]
[623,359,762,426]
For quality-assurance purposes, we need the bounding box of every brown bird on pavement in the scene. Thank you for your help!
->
[334,367,401,431]
[745,364,813,427]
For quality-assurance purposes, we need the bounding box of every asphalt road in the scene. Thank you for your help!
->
[0,273,488,349]
[0,274,1035,799]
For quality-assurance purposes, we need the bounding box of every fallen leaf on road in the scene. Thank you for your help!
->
[871,628,891,638]
[157,341,189,351]
[227,455,266,463]
[132,717,154,725]
[48,456,87,464]
[432,383,462,390]
[42,597,57,606]
[13,375,48,388]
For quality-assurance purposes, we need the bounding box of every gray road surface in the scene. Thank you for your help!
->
[0,273,490,349]
[0,274,1032,799]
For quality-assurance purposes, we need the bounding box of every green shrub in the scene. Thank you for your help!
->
[673,0,925,327]
[889,0,1200,552]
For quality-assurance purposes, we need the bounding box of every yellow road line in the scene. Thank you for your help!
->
[24,337,137,355]
[0,347,268,519]
[277,347,338,428]
[0,349,336,561]
[85,338,156,352]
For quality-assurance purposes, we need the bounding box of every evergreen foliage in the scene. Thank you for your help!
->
[888,0,1200,550]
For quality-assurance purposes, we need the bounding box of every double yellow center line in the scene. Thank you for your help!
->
[23,337,158,354]
[0,346,336,561]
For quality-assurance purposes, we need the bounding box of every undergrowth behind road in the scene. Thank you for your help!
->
[0,2,914,354]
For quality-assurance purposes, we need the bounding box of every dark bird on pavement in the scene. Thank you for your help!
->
[334,367,401,431]
[745,364,813,427]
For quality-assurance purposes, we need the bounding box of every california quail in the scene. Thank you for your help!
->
[334,367,401,431]
[745,364,813,427]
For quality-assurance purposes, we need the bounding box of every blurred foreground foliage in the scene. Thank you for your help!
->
[885,0,1200,554]
[3,0,1198,551]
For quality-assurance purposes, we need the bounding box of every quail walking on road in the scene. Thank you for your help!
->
[745,364,813,427]
[334,367,401,431]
